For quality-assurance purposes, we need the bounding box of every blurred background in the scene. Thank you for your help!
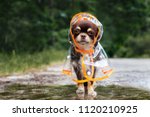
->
[0,0,150,75]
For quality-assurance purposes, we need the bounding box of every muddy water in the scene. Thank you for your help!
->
[0,59,150,100]
[0,84,150,100]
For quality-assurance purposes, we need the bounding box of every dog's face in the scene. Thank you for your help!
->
[71,20,98,50]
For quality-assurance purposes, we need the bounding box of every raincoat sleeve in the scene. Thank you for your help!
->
[62,49,72,75]
[95,43,113,76]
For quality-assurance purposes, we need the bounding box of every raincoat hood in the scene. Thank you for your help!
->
[70,12,103,42]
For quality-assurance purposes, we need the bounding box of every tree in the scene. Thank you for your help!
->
[96,0,149,57]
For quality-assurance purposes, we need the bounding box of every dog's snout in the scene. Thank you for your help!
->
[81,34,86,39]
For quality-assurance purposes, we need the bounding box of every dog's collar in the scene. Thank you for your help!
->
[70,42,102,60]
[74,47,94,54]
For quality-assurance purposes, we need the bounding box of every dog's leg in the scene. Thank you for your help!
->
[88,82,97,97]
[76,83,84,94]
[72,63,85,94]
[84,81,88,94]
[87,68,97,97]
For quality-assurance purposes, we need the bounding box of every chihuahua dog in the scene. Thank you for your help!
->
[68,12,103,97]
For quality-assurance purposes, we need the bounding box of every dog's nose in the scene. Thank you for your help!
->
[81,34,86,39]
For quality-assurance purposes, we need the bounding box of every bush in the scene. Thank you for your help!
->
[115,32,150,57]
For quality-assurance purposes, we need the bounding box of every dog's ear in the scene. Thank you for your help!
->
[94,34,100,47]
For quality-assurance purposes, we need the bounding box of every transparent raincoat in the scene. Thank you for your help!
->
[62,12,113,84]
[62,43,113,84]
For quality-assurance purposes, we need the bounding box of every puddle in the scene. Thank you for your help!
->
[0,84,150,100]
[0,59,150,100]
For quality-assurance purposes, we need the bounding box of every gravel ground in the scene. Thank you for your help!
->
[0,59,150,92]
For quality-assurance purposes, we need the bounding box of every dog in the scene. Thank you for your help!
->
[68,12,104,98]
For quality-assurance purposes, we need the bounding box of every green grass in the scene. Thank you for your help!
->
[0,49,67,76]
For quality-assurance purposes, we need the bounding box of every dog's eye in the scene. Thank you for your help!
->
[88,31,94,36]
[87,28,94,36]
[74,29,80,35]
[74,26,81,35]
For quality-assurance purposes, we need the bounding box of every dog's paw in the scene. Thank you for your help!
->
[88,86,97,97]
[76,93,84,100]
[89,91,97,97]
[76,85,84,94]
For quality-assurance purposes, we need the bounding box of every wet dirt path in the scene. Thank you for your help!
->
[100,59,150,91]
[0,59,150,99]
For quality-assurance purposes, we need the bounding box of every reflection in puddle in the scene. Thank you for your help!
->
[76,93,96,100]
[0,84,150,100]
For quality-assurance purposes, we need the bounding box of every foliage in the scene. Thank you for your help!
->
[117,32,150,57]
[95,0,149,57]
[0,0,149,57]
[0,49,66,75]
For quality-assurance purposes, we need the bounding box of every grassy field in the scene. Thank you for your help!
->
[0,49,67,76]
